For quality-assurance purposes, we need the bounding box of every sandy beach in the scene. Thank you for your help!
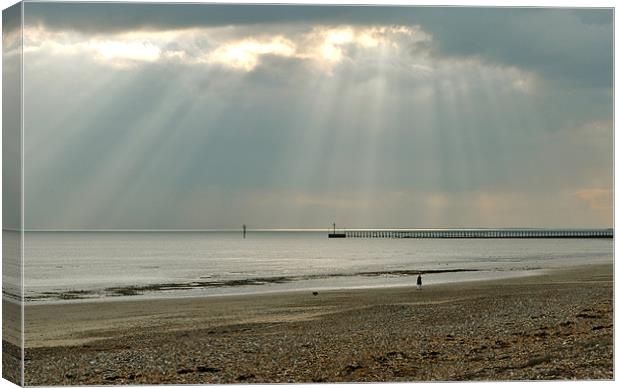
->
[8,263,613,384]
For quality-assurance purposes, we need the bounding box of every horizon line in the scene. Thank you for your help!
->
[3,227,614,233]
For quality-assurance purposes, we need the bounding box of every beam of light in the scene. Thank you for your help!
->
[267,71,349,226]
[270,39,401,228]
[85,65,252,228]
[68,71,219,227]
[25,56,231,228]
[23,53,129,182]
[24,18,607,229]
[348,44,390,226]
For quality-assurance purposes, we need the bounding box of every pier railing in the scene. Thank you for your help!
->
[330,229,613,239]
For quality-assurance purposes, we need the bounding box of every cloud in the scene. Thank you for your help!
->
[206,36,296,71]
[2,2,22,58]
[91,40,161,63]
[573,188,612,212]
[23,23,429,73]
[17,4,613,229]
[24,4,612,89]
[418,8,612,89]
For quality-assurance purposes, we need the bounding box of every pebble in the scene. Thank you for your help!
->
[19,276,612,384]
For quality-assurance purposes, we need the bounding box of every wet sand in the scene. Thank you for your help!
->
[10,263,614,384]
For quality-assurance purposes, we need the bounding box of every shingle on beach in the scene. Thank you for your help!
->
[13,263,613,384]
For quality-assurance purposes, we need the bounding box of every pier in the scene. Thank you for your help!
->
[328,228,613,239]
[328,222,346,238]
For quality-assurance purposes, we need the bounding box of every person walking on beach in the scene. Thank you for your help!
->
[417,274,422,290]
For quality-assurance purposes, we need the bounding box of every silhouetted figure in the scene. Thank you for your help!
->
[417,274,422,290]
[312,291,319,296]
[243,224,246,239]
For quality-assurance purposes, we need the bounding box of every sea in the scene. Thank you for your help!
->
[2,231,613,304]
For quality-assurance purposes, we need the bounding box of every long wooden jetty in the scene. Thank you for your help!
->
[328,228,613,239]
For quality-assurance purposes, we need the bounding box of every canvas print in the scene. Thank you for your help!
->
[1,1,614,385]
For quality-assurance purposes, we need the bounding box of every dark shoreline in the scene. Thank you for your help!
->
[19,268,481,302]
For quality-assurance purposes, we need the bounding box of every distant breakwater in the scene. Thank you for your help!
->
[330,229,613,239]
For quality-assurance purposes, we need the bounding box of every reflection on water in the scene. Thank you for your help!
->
[18,231,612,303]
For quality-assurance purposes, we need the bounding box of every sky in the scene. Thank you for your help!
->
[4,2,613,229]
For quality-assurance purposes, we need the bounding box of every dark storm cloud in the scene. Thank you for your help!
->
[26,3,612,88]
[417,8,613,88]
[24,3,385,32]
[3,2,21,34]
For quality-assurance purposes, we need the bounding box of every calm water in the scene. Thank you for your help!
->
[3,231,613,304]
